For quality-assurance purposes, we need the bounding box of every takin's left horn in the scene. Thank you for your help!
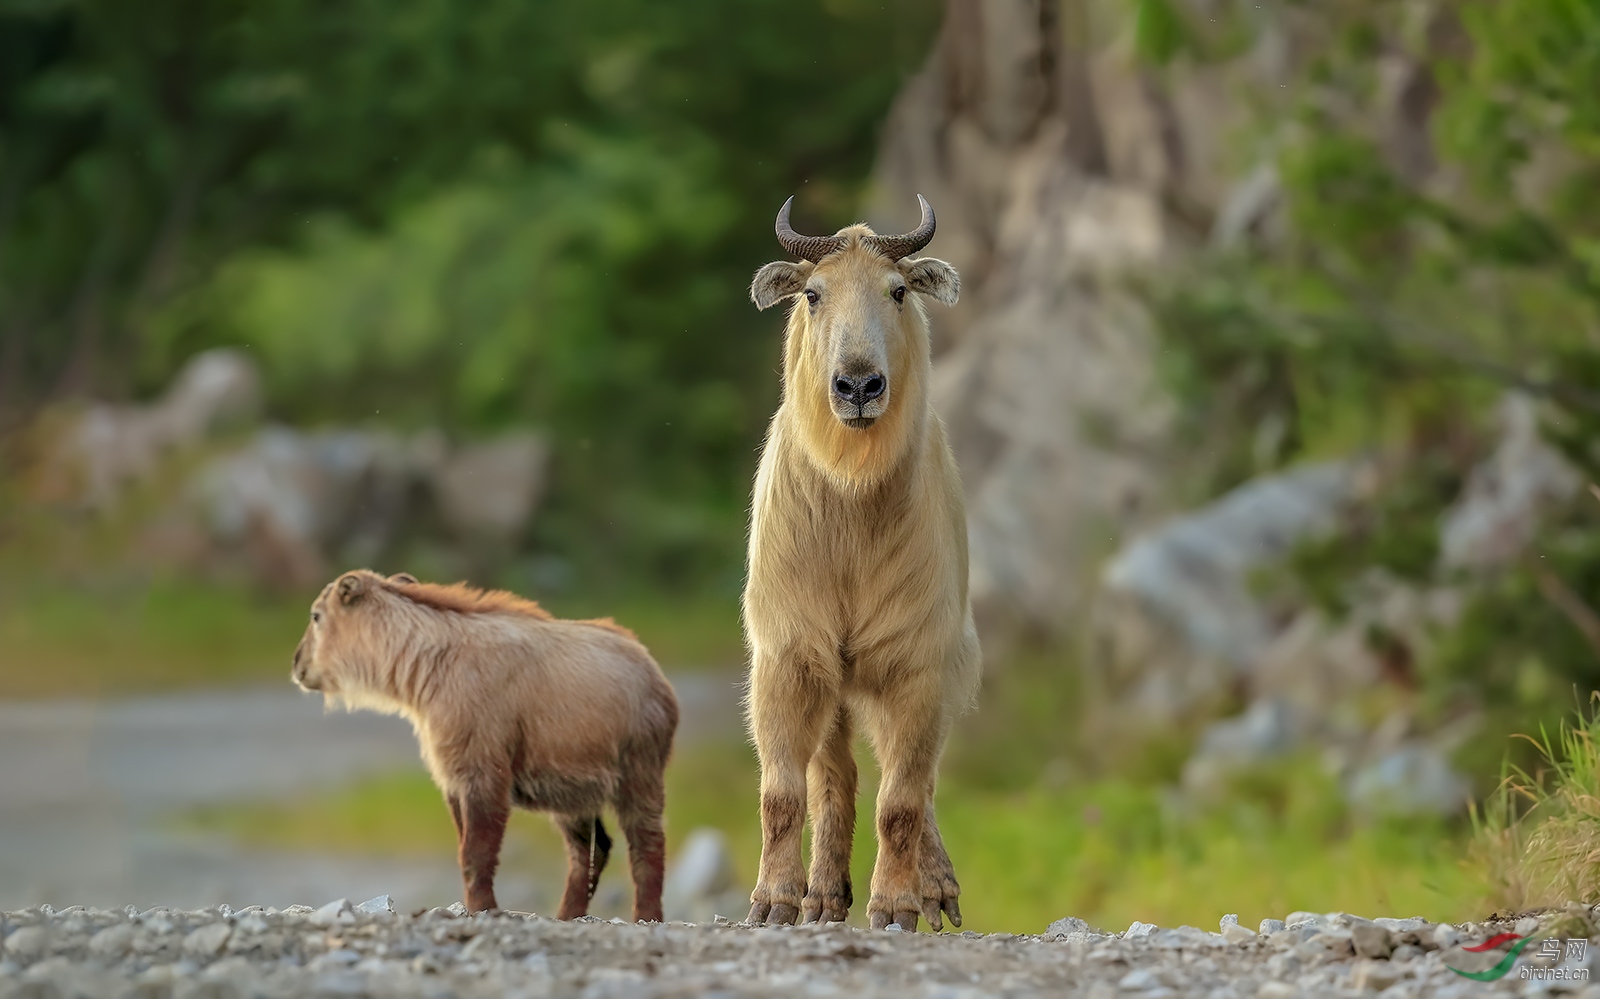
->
[863,194,936,261]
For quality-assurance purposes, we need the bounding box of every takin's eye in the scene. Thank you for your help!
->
[804,288,819,306]
[891,285,906,304]
[311,611,322,624]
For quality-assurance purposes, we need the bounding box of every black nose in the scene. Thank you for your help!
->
[832,372,887,407]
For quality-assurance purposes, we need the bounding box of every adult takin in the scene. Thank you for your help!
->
[743,196,981,931]
[291,569,678,920]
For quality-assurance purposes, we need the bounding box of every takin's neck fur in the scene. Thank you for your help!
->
[776,233,932,490]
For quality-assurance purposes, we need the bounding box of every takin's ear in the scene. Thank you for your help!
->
[387,572,418,585]
[750,260,813,311]
[336,572,368,606]
[899,257,960,306]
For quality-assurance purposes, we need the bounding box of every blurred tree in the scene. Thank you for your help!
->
[0,0,937,589]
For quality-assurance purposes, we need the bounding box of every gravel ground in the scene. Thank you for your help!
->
[4,901,1598,998]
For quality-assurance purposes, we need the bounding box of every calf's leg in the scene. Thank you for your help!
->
[618,789,667,922]
[457,785,511,913]
[746,650,831,925]
[803,703,856,924]
[552,813,611,919]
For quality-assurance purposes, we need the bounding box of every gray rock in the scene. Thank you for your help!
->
[1431,924,1460,950]
[1351,922,1394,959]
[1351,958,1404,991]
[308,899,354,928]
[446,902,469,918]
[1284,912,1322,929]
[86,924,134,958]
[1118,967,1167,990]
[1391,943,1423,962]
[42,348,262,510]
[182,922,232,959]
[1045,916,1099,941]
[1125,921,1159,940]
[1149,926,1225,949]
[432,431,550,541]
[1221,920,1258,946]
[355,895,396,917]
[1441,393,1580,571]
[1259,919,1286,935]
[1372,916,1431,933]
[308,949,362,971]
[2,926,48,961]
[1348,743,1471,817]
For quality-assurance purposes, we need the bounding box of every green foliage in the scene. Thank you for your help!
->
[1147,0,1600,775]
[1,0,937,590]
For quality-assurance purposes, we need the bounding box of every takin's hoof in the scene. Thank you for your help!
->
[919,872,962,931]
[868,895,922,932]
[801,889,851,924]
[746,899,801,926]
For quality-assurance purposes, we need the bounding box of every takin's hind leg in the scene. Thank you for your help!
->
[552,813,611,919]
[803,702,856,924]
[918,801,962,930]
[616,783,667,923]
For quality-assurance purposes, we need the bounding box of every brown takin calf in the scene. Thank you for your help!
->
[291,569,678,920]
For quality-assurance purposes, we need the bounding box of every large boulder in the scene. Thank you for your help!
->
[431,432,550,543]
[37,349,261,509]
[188,427,430,588]
[1090,460,1368,728]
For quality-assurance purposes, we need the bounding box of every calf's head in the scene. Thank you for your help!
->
[292,569,415,699]
[750,196,959,436]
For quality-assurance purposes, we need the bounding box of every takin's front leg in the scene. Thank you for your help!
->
[803,703,856,924]
[552,813,612,919]
[746,651,830,926]
[456,783,512,914]
[861,683,947,932]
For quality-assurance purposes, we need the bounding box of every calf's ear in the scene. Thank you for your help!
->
[900,257,960,306]
[750,260,813,311]
[337,572,368,605]
[388,572,418,585]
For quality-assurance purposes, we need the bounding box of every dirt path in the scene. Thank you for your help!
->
[0,673,742,912]
[2,903,1593,998]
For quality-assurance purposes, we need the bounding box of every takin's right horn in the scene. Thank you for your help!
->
[774,196,846,262]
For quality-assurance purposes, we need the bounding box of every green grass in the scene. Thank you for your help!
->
[0,575,312,699]
[178,740,1491,934]
[1474,696,1600,913]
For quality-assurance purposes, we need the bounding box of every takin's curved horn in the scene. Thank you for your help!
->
[863,194,936,261]
[774,196,846,262]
